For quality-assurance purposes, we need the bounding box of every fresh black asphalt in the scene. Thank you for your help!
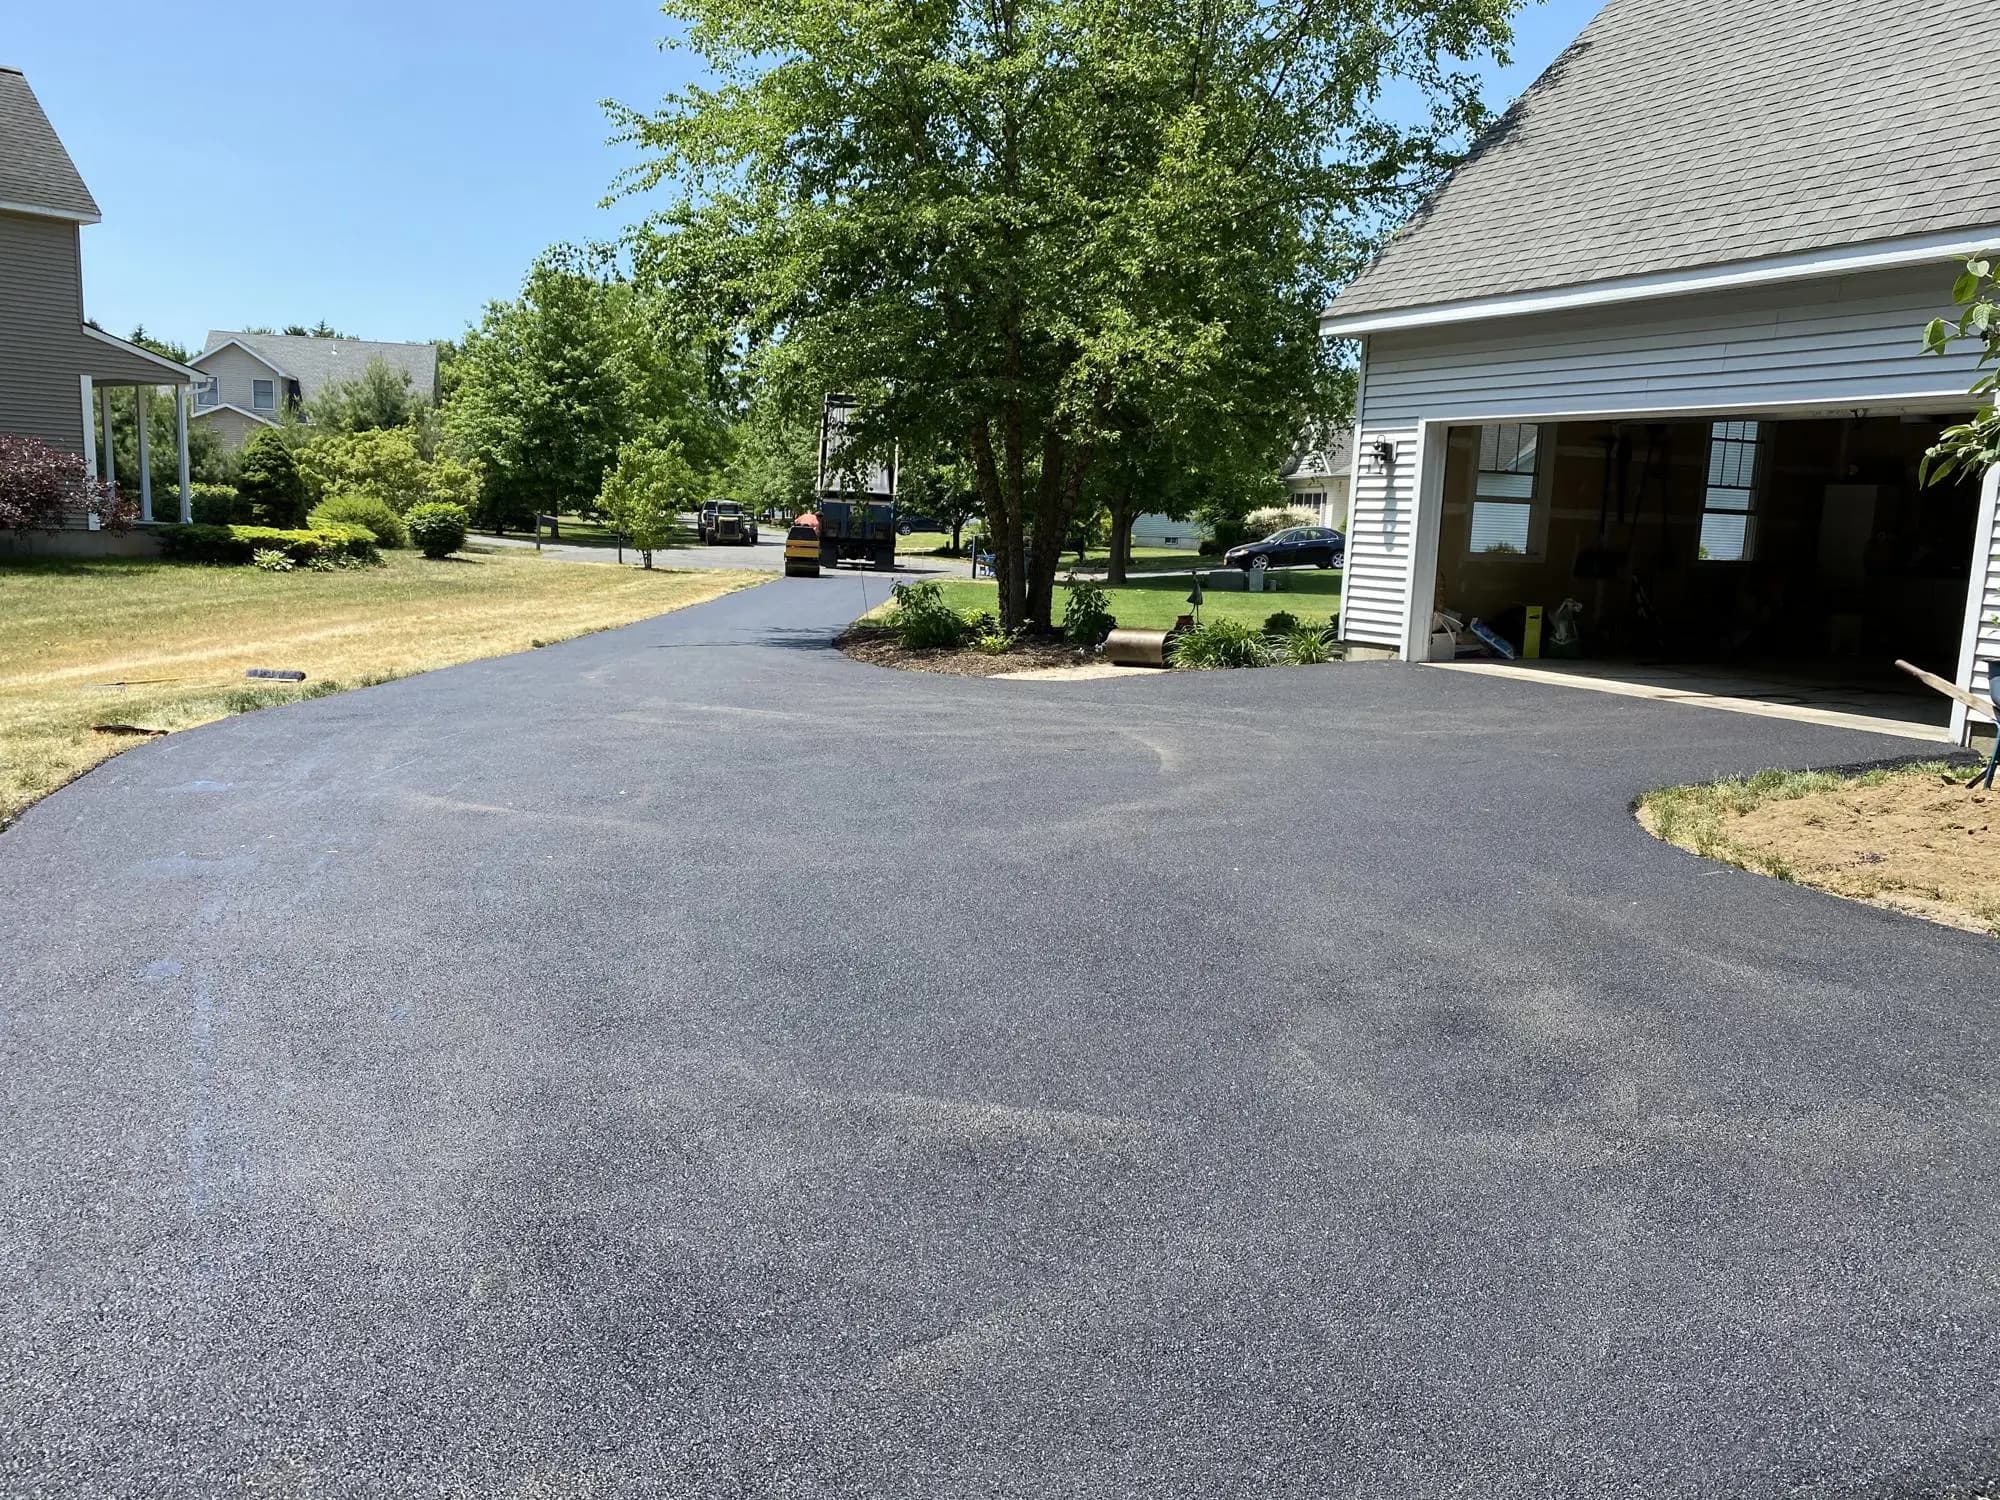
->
[4,574,1998,1498]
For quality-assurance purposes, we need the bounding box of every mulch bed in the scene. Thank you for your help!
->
[837,625,1086,678]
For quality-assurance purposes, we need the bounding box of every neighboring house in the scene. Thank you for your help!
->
[189,330,438,448]
[0,66,200,543]
[1282,432,1352,530]
[1323,0,2000,742]
[1131,512,1206,549]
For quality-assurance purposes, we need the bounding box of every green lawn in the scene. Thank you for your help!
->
[927,536,1207,573]
[903,570,1342,632]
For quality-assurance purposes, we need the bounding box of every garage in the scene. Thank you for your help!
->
[1420,413,1986,737]
[1313,0,2000,745]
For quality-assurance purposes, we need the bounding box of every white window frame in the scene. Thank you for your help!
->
[252,378,275,412]
[1698,419,1762,563]
[195,376,219,409]
[1467,423,1547,560]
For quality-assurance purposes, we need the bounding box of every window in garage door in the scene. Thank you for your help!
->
[1470,423,1543,557]
[1699,420,1763,562]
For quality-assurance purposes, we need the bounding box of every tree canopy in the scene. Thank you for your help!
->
[306,358,427,433]
[443,246,730,530]
[614,0,1514,628]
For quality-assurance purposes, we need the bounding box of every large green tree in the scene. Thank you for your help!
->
[615,0,1512,629]
[444,246,728,530]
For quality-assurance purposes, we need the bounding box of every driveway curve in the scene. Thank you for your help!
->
[3,576,1997,1498]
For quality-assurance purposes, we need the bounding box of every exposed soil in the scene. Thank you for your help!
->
[837,625,1088,678]
[1639,766,2000,935]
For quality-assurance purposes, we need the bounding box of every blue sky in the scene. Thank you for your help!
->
[8,0,1602,353]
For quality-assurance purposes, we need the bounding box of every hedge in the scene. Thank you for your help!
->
[155,522,379,566]
[188,482,251,526]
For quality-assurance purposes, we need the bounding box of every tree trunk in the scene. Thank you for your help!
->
[1107,495,1136,586]
[969,421,1023,630]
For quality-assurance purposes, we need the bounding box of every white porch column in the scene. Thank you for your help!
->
[175,385,192,522]
[79,376,97,479]
[98,384,116,495]
[135,386,153,523]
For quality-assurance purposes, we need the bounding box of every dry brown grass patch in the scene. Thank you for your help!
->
[1637,762,2000,935]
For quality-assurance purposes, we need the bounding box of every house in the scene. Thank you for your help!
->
[1323,0,2000,743]
[189,330,438,448]
[0,65,200,543]
[1281,432,1352,530]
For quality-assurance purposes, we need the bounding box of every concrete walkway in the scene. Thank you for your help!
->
[2,575,1996,1497]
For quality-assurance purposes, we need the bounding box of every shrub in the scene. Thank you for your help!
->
[297,427,427,511]
[1281,626,1334,665]
[1061,573,1115,646]
[1247,507,1314,538]
[237,430,310,526]
[189,482,252,525]
[1170,617,1271,670]
[0,434,122,533]
[1200,518,1252,556]
[888,579,972,649]
[156,522,378,566]
[1262,610,1299,635]
[405,501,469,558]
[425,454,482,513]
[310,493,409,548]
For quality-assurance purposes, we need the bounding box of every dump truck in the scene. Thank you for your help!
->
[817,498,896,570]
[698,500,758,546]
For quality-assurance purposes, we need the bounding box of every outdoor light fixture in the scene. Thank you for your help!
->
[1365,438,1397,475]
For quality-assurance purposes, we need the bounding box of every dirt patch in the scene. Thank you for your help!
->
[837,626,1088,678]
[1637,762,2000,935]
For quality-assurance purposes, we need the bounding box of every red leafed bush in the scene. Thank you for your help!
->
[0,433,131,533]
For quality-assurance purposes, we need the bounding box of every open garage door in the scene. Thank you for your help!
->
[1425,414,1985,737]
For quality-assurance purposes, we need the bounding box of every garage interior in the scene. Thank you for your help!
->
[1427,414,1986,736]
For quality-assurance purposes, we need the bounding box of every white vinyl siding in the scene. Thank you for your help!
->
[1339,421,1422,647]
[1361,265,1981,425]
[1338,263,1987,652]
[1955,465,2000,734]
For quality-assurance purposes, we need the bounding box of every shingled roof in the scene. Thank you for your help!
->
[0,67,100,222]
[199,331,439,404]
[1326,0,2000,323]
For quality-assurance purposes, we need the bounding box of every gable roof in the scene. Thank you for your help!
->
[1326,0,2000,326]
[188,402,276,428]
[0,67,100,223]
[191,336,294,379]
[200,330,438,403]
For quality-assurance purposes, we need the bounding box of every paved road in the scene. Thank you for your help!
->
[476,530,978,577]
[4,577,1998,1498]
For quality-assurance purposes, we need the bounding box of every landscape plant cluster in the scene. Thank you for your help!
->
[0,436,127,535]
[884,580,1338,671]
[1170,613,1337,670]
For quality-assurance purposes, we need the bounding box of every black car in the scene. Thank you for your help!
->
[895,513,944,536]
[1225,525,1344,572]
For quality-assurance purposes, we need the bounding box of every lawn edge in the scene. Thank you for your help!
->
[0,567,763,835]
[1631,752,1992,937]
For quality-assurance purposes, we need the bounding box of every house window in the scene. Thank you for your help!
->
[252,379,275,411]
[195,378,218,409]
[1699,420,1761,562]
[1470,423,1541,556]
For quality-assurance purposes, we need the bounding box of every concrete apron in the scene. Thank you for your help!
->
[1427,658,1959,743]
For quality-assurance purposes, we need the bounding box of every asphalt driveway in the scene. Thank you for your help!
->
[4,576,1997,1498]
